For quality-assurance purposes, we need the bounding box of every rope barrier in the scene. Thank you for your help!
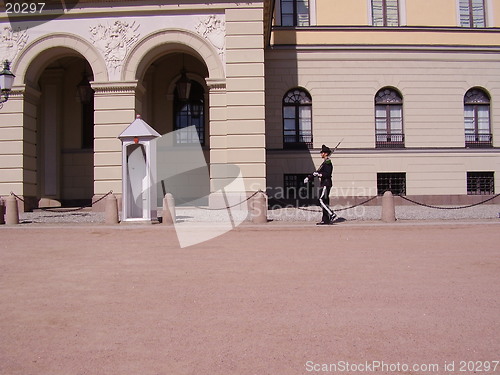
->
[398,193,500,210]
[10,191,114,213]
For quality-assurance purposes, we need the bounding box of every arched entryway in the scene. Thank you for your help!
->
[11,34,107,209]
[36,55,95,206]
[139,51,211,206]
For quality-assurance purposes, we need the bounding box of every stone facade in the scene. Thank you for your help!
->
[266,0,500,204]
[0,0,499,210]
[0,1,266,210]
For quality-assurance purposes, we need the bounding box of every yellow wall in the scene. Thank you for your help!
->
[308,0,498,28]
[316,0,368,26]
[406,0,457,26]
[273,29,500,46]
[493,0,500,27]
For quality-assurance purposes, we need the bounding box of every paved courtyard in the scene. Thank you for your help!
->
[1,221,499,375]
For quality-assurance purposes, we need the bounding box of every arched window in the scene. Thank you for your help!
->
[375,87,404,148]
[283,88,312,149]
[464,88,492,147]
[174,80,205,145]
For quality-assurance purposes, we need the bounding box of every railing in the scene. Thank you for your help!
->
[284,134,313,149]
[376,133,405,148]
[465,133,493,148]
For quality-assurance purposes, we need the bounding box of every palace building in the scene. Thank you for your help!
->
[0,0,499,211]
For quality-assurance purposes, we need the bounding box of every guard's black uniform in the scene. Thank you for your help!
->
[307,145,337,225]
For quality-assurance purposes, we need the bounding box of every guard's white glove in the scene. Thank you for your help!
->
[303,177,309,184]
[313,172,320,177]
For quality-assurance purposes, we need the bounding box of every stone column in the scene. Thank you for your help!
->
[0,84,40,212]
[92,81,143,211]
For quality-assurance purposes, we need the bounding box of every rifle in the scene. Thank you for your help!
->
[332,138,344,153]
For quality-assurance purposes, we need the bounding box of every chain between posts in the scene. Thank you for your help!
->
[9,191,114,213]
[270,192,500,213]
[174,190,262,210]
[9,190,498,214]
[269,195,378,213]
[398,193,500,210]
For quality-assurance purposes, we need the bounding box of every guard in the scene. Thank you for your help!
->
[304,144,337,225]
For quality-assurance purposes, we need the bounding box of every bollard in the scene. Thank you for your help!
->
[162,193,176,225]
[251,191,268,224]
[381,190,396,222]
[5,195,19,225]
[0,198,5,225]
[105,193,119,224]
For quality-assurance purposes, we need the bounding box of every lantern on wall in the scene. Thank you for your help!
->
[0,60,15,106]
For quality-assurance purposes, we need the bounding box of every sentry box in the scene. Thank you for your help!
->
[118,115,161,223]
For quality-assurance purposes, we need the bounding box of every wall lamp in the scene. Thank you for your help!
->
[0,60,15,107]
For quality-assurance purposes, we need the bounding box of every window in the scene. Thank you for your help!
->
[284,174,315,200]
[467,172,495,195]
[375,88,404,148]
[372,0,399,26]
[377,173,406,195]
[174,80,205,145]
[283,88,313,149]
[464,88,492,148]
[459,0,486,27]
[280,0,310,26]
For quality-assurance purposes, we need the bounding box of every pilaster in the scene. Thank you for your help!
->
[92,81,142,209]
[0,84,40,211]
[223,4,266,192]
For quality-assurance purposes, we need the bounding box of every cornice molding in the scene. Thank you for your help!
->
[92,81,142,94]
[206,78,227,91]
[272,25,500,33]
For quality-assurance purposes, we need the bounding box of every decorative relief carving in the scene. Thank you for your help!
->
[0,26,28,63]
[89,20,140,74]
[195,15,225,62]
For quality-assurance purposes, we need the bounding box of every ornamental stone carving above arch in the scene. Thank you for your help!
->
[89,20,140,79]
[195,15,225,63]
[0,26,29,64]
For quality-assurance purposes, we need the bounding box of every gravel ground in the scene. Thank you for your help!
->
[16,203,500,224]
[1,223,499,375]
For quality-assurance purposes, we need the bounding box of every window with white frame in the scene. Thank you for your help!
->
[283,88,313,149]
[375,88,404,148]
[464,88,492,148]
[371,0,399,26]
[459,0,486,27]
